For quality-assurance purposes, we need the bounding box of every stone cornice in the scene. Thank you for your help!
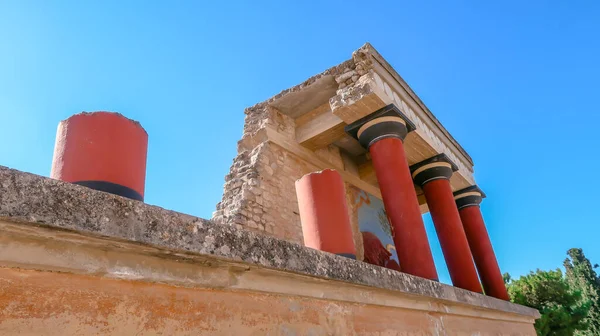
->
[373,69,474,184]
[358,43,474,168]
[330,69,475,185]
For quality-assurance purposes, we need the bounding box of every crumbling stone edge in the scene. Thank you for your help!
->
[0,165,538,318]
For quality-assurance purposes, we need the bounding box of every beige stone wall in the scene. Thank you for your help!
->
[213,105,311,243]
[213,105,366,255]
[0,220,537,336]
[0,165,541,335]
[212,103,277,234]
[250,141,320,243]
[0,267,536,336]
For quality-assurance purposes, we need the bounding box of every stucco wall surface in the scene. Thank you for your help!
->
[1,267,536,336]
[0,165,539,335]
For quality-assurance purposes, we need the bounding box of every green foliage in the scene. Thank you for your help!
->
[507,269,590,336]
[564,248,600,336]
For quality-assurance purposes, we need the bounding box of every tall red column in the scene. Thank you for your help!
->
[345,104,438,281]
[295,169,356,259]
[455,186,509,300]
[51,111,148,201]
[411,155,482,293]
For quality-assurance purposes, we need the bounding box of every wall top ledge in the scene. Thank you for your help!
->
[0,165,538,319]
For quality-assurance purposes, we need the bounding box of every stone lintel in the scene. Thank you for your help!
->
[330,72,391,124]
[328,69,475,184]
[294,103,346,151]
[361,43,474,169]
[0,165,539,320]
[264,126,382,199]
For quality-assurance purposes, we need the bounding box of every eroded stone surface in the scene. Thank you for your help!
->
[0,165,538,318]
[0,267,537,335]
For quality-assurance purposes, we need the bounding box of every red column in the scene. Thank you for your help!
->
[370,138,438,280]
[295,169,356,259]
[51,111,148,201]
[455,187,509,300]
[345,105,438,281]
[412,156,482,293]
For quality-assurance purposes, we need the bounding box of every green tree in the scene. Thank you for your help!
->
[507,269,590,336]
[564,248,600,336]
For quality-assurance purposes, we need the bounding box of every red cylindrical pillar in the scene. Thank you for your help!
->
[370,138,438,280]
[345,105,438,281]
[51,111,148,201]
[412,156,482,293]
[295,169,356,259]
[455,187,509,300]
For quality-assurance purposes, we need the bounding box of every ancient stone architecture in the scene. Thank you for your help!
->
[212,42,506,297]
[0,43,537,334]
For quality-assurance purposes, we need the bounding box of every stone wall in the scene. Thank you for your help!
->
[211,57,374,251]
[0,165,540,335]
[213,105,312,244]
[213,101,367,252]
[1,267,537,336]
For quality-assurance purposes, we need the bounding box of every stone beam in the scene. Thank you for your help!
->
[330,72,388,124]
[295,103,345,151]
[266,127,382,199]
[368,62,475,185]
[294,72,392,152]
[330,70,475,190]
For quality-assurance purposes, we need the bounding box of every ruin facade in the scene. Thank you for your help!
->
[0,43,540,335]
[213,43,476,265]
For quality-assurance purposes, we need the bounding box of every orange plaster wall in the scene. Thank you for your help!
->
[0,267,536,335]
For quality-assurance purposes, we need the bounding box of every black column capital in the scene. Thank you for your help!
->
[453,185,486,210]
[344,104,416,149]
[410,154,458,187]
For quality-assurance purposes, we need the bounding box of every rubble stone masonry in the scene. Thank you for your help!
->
[212,59,366,249]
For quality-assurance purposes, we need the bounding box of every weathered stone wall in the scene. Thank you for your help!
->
[1,267,537,336]
[211,61,374,250]
[213,102,367,250]
[0,165,540,335]
[211,45,385,249]
[213,106,313,243]
[335,45,371,91]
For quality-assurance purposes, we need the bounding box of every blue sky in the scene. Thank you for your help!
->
[1,0,599,284]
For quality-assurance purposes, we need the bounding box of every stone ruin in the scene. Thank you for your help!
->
[0,43,540,335]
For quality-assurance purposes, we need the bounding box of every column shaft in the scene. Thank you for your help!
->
[295,169,356,259]
[422,179,482,292]
[51,111,148,201]
[370,138,438,280]
[459,205,509,300]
